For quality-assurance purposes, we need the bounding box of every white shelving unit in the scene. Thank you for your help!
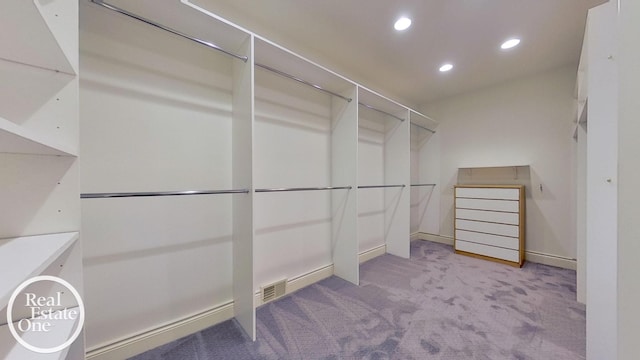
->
[357,88,411,258]
[252,36,359,291]
[0,117,77,156]
[0,307,81,360]
[1,0,77,74]
[0,233,79,310]
[77,1,437,357]
[79,0,256,346]
[0,0,81,357]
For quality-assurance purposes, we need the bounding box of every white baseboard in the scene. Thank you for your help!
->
[86,302,234,360]
[91,239,570,360]
[88,251,390,360]
[524,250,576,270]
[414,232,454,245]
[254,264,334,307]
[359,244,386,263]
[254,245,387,306]
[414,232,576,270]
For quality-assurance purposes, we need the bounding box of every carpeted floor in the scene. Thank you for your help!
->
[130,240,586,359]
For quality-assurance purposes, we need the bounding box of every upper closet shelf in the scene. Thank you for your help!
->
[0,117,77,156]
[358,87,408,131]
[95,0,251,59]
[0,0,76,74]
[0,308,80,360]
[254,37,355,99]
[0,232,79,311]
[410,111,437,133]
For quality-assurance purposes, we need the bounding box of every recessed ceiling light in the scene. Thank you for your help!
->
[439,63,453,72]
[394,17,412,31]
[501,38,521,50]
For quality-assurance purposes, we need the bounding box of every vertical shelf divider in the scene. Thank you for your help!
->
[232,35,256,340]
[331,86,359,285]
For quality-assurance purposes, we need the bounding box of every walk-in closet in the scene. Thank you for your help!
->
[2,0,638,359]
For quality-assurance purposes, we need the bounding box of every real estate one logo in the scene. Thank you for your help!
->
[6,275,85,354]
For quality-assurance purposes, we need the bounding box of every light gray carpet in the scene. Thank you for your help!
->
[130,240,586,359]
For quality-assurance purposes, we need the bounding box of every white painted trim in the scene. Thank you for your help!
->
[524,250,577,270]
[358,244,386,263]
[86,302,234,360]
[416,232,455,245]
[254,264,334,307]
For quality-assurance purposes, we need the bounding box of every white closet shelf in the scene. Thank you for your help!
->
[578,98,588,125]
[0,117,77,157]
[0,307,80,360]
[0,232,79,311]
[0,59,75,122]
[0,0,75,74]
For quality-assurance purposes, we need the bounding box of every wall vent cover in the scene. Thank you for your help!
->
[261,279,286,303]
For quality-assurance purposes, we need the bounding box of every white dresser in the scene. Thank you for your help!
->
[454,185,525,267]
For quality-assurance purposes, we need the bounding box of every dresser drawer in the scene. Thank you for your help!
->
[455,187,520,200]
[456,208,519,225]
[455,198,519,213]
[456,219,519,237]
[456,240,520,262]
[455,229,519,250]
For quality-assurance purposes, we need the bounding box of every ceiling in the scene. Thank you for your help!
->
[189,0,605,108]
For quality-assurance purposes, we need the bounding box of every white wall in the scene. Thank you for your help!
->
[421,66,577,260]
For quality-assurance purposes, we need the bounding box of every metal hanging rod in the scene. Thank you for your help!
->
[357,184,406,189]
[81,189,250,199]
[410,184,437,187]
[410,122,436,134]
[255,63,352,102]
[358,102,404,122]
[255,186,352,193]
[90,0,248,62]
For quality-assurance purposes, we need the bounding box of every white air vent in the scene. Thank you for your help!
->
[261,279,287,303]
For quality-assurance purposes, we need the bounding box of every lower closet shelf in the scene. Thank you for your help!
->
[0,307,81,359]
[0,116,78,156]
[0,232,79,309]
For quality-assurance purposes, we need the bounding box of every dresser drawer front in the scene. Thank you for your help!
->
[455,208,519,225]
[456,198,519,213]
[455,239,520,262]
[455,229,519,250]
[456,219,519,237]
[455,187,520,200]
